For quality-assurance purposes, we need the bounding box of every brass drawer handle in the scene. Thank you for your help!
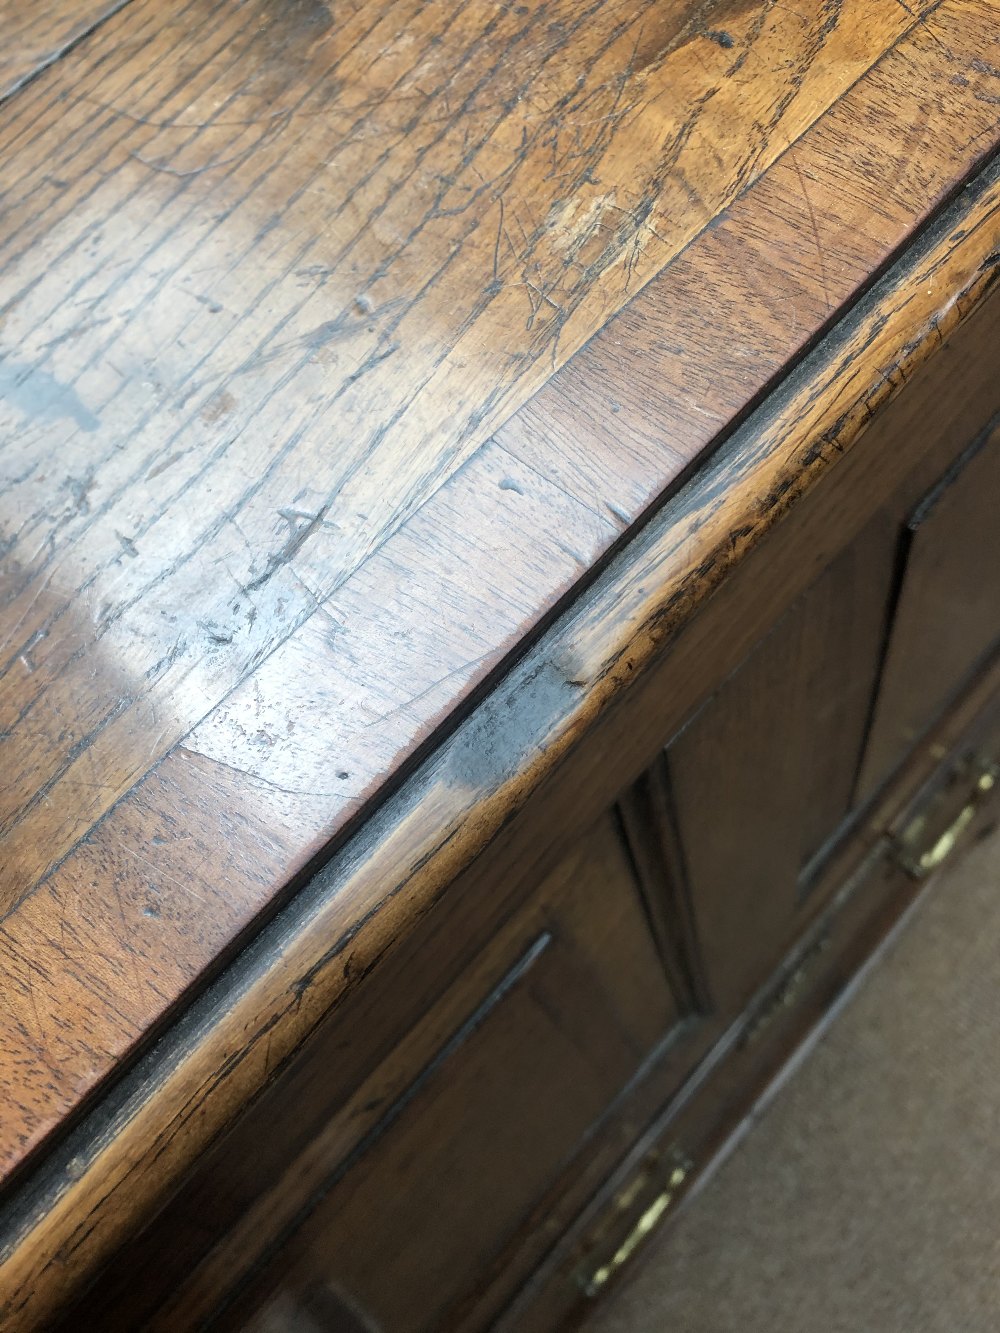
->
[576,1154,692,1298]
[895,760,998,880]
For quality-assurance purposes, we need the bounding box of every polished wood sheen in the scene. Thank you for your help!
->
[4,187,999,1330]
[0,0,927,932]
[0,0,998,1326]
[1,0,996,1189]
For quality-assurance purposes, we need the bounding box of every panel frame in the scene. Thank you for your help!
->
[856,416,1000,798]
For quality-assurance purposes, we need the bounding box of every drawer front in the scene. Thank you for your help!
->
[857,418,1000,799]
[500,666,1000,1333]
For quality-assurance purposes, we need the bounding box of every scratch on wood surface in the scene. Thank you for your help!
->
[366,650,497,727]
[892,0,950,56]
[120,843,208,905]
[176,746,363,803]
[0,568,57,658]
[245,505,333,592]
[129,114,292,177]
[547,192,622,255]
[790,148,832,312]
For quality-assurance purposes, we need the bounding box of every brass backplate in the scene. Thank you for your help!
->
[894,756,998,879]
[574,1148,693,1298]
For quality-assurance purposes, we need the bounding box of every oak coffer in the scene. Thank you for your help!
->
[0,1,999,1329]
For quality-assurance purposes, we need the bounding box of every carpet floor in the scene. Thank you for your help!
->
[579,824,1000,1333]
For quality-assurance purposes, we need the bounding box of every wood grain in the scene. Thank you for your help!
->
[0,0,129,101]
[0,0,934,911]
[2,112,998,1331]
[0,0,996,1203]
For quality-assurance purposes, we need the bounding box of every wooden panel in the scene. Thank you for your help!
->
[858,423,1000,797]
[0,0,127,100]
[211,810,677,1333]
[4,151,998,1333]
[0,0,996,1200]
[502,652,1000,1332]
[666,516,897,1012]
[57,808,683,1331]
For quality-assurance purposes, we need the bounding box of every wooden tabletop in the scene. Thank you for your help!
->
[0,0,998,1187]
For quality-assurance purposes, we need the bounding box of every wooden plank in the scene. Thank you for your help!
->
[1,127,998,1331]
[0,0,130,101]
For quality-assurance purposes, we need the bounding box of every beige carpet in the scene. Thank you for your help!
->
[580,824,1000,1333]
